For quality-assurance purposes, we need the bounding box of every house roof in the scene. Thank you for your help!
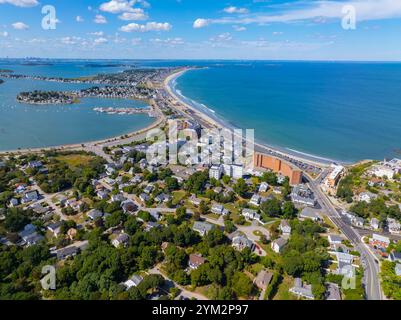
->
[254,270,273,289]
[273,237,288,248]
[189,254,206,266]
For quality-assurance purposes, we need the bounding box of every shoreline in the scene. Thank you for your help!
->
[164,68,338,168]
[0,106,164,155]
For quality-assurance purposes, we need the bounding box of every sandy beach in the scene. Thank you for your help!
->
[164,68,332,169]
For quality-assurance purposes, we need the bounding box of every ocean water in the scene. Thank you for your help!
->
[0,61,153,151]
[175,62,401,162]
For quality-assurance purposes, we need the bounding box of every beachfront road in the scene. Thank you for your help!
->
[307,177,383,300]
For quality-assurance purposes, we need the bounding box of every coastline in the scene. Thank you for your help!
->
[164,68,336,168]
[0,105,165,155]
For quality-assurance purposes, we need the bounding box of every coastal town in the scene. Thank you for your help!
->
[1,65,399,301]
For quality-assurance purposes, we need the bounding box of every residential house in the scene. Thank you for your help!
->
[258,182,269,193]
[143,184,154,195]
[47,222,62,237]
[121,200,138,214]
[279,220,291,236]
[190,196,202,207]
[28,161,43,169]
[290,184,316,207]
[111,193,126,203]
[249,194,262,207]
[145,221,160,232]
[370,218,380,230]
[24,233,44,246]
[352,216,365,228]
[396,263,401,277]
[242,208,260,221]
[124,275,143,289]
[57,246,79,260]
[326,283,342,300]
[387,218,401,234]
[188,254,206,270]
[231,233,255,251]
[359,191,378,204]
[271,237,288,254]
[112,233,130,248]
[139,193,150,202]
[273,187,282,195]
[289,278,315,300]
[388,251,401,263]
[193,221,214,236]
[150,211,162,221]
[9,198,19,207]
[254,270,273,291]
[96,189,110,200]
[328,235,343,246]
[21,190,39,204]
[87,209,104,220]
[211,204,229,216]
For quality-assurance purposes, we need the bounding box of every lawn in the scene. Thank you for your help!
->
[56,154,94,168]
[273,275,297,300]
[172,190,187,205]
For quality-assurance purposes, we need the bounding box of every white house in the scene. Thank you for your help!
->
[271,237,287,254]
[249,194,262,207]
[359,192,378,204]
[259,182,269,193]
[279,220,291,236]
[370,218,380,230]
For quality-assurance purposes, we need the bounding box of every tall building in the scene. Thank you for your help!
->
[253,153,302,185]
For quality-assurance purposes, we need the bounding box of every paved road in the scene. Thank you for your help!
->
[307,176,383,300]
[148,266,208,300]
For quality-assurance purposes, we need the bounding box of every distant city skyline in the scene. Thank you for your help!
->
[1,0,401,61]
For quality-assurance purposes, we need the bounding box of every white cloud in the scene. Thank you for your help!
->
[12,22,29,30]
[94,14,108,24]
[118,9,147,21]
[210,32,232,42]
[1,31,9,37]
[272,31,283,35]
[120,21,172,32]
[94,37,108,44]
[0,0,38,7]
[223,6,249,14]
[233,25,246,31]
[131,37,142,45]
[193,18,210,29]
[61,36,82,45]
[150,37,184,46]
[100,0,138,14]
[88,31,104,36]
[76,16,84,23]
[201,0,401,27]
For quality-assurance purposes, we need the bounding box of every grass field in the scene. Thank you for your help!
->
[273,275,297,300]
[172,190,187,205]
[56,154,94,168]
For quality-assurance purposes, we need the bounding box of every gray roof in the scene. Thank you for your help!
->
[300,207,321,220]
[193,221,213,234]
[326,283,342,300]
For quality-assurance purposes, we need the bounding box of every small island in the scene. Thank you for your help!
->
[0,69,13,74]
[17,90,76,105]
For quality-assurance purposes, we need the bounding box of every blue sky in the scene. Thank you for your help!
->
[0,0,401,60]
